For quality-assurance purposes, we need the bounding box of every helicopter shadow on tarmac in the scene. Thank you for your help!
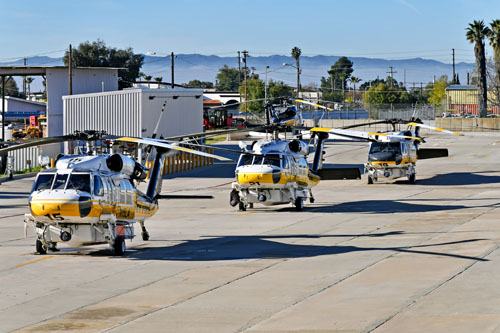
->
[411,171,500,186]
[118,234,488,263]
[279,199,470,214]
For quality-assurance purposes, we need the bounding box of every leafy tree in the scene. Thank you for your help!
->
[215,65,244,91]
[25,77,34,97]
[238,78,265,113]
[466,20,491,117]
[320,56,354,102]
[488,19,500,108]
[350,76,362,103]
[63,39,144,90]
[268,80,292,99]
[428,75,450,109]
[291,46,302,96]
[0,77,20,97]
[154,77,163,87]
[143,75,152,88]
[185,80,214,89]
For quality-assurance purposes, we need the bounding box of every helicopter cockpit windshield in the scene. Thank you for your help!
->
[32,172,91,193]
[369,142,401,154]
[237,154,281,168]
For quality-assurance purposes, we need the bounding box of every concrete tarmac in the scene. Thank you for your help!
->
[1,133,500,332]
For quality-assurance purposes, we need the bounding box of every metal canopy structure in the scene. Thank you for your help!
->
[0,66,122,141]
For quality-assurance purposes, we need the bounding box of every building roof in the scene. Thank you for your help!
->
[445,85,478,91]
[4,96,46,107]
[0,66,121,76]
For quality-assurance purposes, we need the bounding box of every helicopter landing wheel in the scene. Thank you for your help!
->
[309,197,315,204]
[295,197,304,211]
[36,239,47,255]
[113,237,126,256]
[142,232,150,241]
[238,202,246,211]
[408,173,416,184]
[367,175,374,184]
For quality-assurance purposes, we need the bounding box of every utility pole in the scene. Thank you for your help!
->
[403,69,406,89]
[386,66,397,87]
[171,52,175,89]
[68,44,73,95]
[237,51,241,103]
[23,58,27,97]
[2,76,5,142]
[452,48,456,84]
[242,50,248,117]
[265,65,269,103]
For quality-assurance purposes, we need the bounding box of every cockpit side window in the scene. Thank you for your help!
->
[67,174,91,193]
[52,174,68,190]
[263,154,281,167]
[253,156,263,165]
[32,174,55,191]
[238,154,253,167]
[93,175,104,196]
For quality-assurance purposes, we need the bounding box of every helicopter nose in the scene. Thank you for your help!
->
[30,193,91,218]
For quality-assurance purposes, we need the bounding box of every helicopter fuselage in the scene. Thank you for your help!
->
[25,154,158,250]
[231,139,320,210]
[364,132,418,183]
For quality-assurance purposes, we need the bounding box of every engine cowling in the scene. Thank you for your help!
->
[106,153,147,180]
[288,140,309,155]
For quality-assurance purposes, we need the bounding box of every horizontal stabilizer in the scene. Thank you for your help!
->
[417,148,448,159]
[318,167,361,180]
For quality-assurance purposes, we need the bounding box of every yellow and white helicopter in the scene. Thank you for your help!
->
[309,118,463,184]
[0,130,230,255]
[224,101,366,211]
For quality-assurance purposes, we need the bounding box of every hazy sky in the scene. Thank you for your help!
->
[1,0,499,63]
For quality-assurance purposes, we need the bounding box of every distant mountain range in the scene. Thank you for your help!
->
[1,54,475,91]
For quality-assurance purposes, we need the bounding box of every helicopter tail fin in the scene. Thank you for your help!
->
[146,148,167,200]
[311,132,329,173]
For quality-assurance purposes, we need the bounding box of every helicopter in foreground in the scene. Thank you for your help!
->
[1,130,229,256]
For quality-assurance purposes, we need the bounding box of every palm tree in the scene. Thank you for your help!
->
[488,20,500,106]
[153,77,163,89]
[144,75,153,88]
[350,76,362,103]
[25,77,34,98]
[466,20,491,117]
[291,46,302,97]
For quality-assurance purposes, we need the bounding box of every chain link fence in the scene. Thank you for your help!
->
[365,103,438,120]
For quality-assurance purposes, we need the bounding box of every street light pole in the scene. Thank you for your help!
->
[283,63,301,98]
[265,65,269,103]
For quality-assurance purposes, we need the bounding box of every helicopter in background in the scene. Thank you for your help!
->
[310,118,463,184]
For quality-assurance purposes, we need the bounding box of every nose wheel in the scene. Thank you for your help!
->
[36,239,47,255]
[113,237,126,256]
[295,197,304,211]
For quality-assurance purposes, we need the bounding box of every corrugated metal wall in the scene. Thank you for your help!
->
[5,143,61,172]
[8,146,40,172]
[64,90,142,137]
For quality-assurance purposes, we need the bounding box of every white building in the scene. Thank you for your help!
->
[0,96,46,113]
[0,66,119,138]
[46,67,118,137]
[63,87,203,148]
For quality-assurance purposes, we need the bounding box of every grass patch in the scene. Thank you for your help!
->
[0,167,39,178]
[206,135,227,145]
